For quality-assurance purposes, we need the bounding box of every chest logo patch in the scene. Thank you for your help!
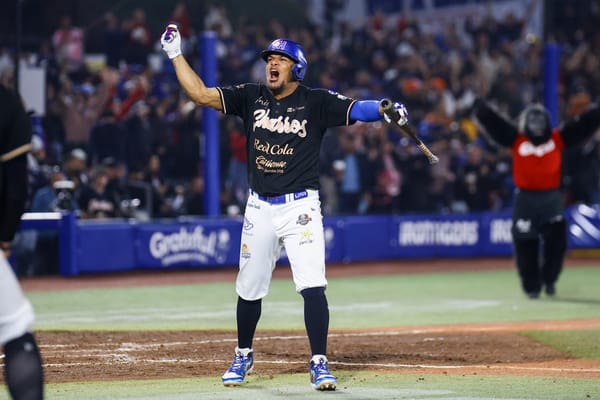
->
[253,109,308,138]
[517,140,556,157]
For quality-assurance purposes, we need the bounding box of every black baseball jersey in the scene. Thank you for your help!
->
[218,83,355,196]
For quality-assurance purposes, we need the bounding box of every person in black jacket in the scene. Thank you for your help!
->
[473,98,600,298]
[0,84,44,399]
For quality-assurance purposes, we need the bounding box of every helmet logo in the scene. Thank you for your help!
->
[271,39,288,50]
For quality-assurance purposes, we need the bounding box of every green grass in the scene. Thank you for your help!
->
[26,266,600,331]
[523,329,600,359]
[31,372,600,400]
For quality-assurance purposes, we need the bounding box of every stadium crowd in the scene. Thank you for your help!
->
[2,1,600,222]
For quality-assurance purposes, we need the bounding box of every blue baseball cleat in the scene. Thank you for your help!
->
[222,347,254,386]
[309,355,337,391]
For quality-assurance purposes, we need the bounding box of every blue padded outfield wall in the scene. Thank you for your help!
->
[18,204,600,276]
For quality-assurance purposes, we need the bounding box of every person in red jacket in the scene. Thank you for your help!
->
[473,99,600,298]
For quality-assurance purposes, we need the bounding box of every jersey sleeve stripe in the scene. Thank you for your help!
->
[216,87,227,114]
[346,99,357,125]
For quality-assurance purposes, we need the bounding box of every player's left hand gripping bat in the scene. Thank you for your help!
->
[379,98,439,165]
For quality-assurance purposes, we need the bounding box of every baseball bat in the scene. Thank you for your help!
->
[379,98,440,165]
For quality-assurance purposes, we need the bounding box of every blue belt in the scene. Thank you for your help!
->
[250,189,309,204]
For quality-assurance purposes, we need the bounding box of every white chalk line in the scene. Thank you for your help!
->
[27,359,600,375]
[35,330,456,352]
[21,331,600,375]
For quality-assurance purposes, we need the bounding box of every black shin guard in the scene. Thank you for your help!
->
[541,220,567,287]
[301,287,329,356]
[3,332,44,400]
[513,238,541,295]
[236,297,261,349]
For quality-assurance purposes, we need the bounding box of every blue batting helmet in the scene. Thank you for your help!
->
[261,39,307,81]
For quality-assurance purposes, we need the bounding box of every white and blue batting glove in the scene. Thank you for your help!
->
[160,24,182,59]
[383,102,409,126]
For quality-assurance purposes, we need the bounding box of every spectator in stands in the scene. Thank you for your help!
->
[121,167,161,220]
[184,175,205,216]
[42,87,67,164]
[51,15,85,80]
[30,167,76,212]
[170,100,201,179]
[204,4,233,39]
[102,12,125,69]
[427,134,459,213]
[147,97,172,158]
[334,126,376,214]
[166,183,187,216]
[102,157,127,211]
[225,118,248,208]
[77,166,118,219]
[123,8,153,68]
[394,139,434,213]
[27,135,50,203]
[453,142,498,212]
[88,109,126,167]
[59,68,117,152]
[144,154,175,217]
[123,100,153,173]
[369,140,403,214]
[62,148,89,191]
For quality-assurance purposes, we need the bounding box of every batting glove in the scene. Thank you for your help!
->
[383,102,409,126]
[160,24,182,59]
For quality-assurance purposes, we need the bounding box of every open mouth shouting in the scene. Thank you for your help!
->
[268,68,280,83]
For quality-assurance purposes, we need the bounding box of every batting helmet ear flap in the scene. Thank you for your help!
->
[292,63,304,81]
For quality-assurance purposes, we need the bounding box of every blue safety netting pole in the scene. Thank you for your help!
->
[199,31,220,216]
[543,43,560,127]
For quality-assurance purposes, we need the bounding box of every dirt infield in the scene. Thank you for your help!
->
[34,320,600,384]
[11,257,600,384]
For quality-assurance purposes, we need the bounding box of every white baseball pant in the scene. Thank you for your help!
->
[236,189,327,300]
[0,252,35,345]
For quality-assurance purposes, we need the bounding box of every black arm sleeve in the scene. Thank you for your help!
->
[473,99,518,148]
[559,104,600,147]
[0,154,28,242]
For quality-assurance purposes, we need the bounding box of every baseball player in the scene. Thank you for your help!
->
[473,98,600,298]
[0,84,44,399]
[160,24,408,390]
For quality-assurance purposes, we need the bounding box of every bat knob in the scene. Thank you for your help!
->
[380,98,392,110]
[429,155,440,165]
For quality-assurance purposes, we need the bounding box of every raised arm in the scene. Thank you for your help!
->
[472,98,518,147]
[559,102,600,147]
[160,24,222,110]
